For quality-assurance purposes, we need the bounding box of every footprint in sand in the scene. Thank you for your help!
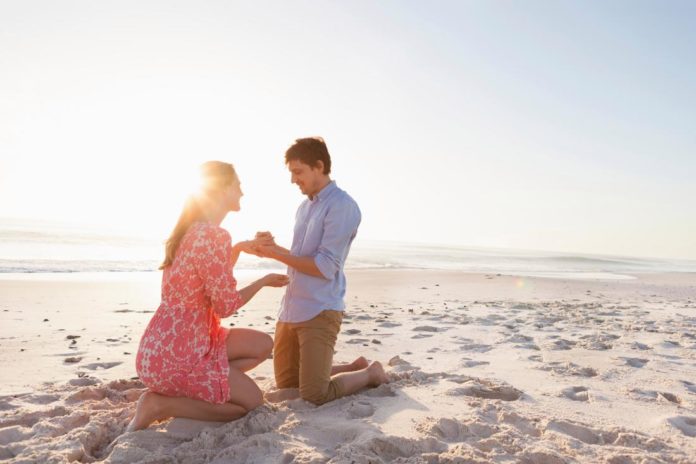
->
[417,417,493,442]
[346,338,370,345]
[363,384,397,398]
[511,303,536,310]
[23,394,61,405]
[546,339,577,351]
[538,362,598,377]
[446,380,522,401]
[623,357,649,368]
[428,418,470,441]
[0,405,69,428]
[461,359,490,368]
[82,361,122,370]
[658,392,682,404]
[560,386,590,402]
[545,420,617,445]
[682,380,696,394]
[378,321,401,328]
[68,377,100,387]
[632,342,651,351]
[662,340,681,348]
[0,399,16,412]
[514,343,540,351]
[517,451,568,464]
[388,356,411,367]
[412,326,439,332]
[505,334,534,344]
[498,411,542,438]
[578,338,614,351]
[0,426,34,446]
[344,329,361,335]
[667,416,696,437]
[66,387,107,403]
[347,401,375,418]
[105,378,144,391]
[459,343,493,353]
[629,388,682,405]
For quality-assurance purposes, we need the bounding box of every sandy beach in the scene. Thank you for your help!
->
[1,269,696,463]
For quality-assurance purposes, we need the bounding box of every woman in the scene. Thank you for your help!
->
[128,161,288,431]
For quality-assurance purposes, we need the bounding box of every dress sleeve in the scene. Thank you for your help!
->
[194,225,243,318]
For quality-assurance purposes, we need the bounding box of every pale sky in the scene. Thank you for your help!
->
[1,1,695,260]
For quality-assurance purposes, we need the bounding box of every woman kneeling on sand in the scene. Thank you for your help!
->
[128,161,288,431]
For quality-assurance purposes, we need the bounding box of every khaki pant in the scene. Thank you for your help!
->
[273,310,343,405]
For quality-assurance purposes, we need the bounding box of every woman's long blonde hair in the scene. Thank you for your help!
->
[160,161,237,269]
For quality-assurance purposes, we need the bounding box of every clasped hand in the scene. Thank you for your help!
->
[235,231,275,257]
[234,232,289,287]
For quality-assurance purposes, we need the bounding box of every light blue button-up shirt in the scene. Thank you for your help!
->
[278,181,361,323]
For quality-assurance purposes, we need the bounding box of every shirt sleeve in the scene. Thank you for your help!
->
[194,225,243,318]
[313,198,361,280]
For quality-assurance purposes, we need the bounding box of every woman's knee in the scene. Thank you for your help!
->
[260,333,274,358]
[242,387,264,411]
[228,369,265,411]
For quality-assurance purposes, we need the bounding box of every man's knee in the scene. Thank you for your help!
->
[299,382,336,406]
[275,374,299,390]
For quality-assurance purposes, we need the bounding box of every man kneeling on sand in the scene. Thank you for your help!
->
[257,137,389,404]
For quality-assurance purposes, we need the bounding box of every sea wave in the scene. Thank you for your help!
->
[2,219,696,275]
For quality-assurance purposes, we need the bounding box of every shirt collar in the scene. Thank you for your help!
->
[310,180,337,202]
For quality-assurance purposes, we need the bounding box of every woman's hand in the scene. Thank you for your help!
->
[262,273,290,287]
[233,241,258,256]
[235,236,275,256]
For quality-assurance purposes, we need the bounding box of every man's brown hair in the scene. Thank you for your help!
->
[285,137,332,174]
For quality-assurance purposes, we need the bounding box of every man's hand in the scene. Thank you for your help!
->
[235,234,275,257]
[256,243,287,258]
[254,231,275,245]
[253,234,319,277]
[253,231,282,257]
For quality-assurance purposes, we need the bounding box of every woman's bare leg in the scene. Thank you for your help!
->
[127,366,265,431]
[126,391,247,432]
[330,356,369,375]
[226,328,274,372]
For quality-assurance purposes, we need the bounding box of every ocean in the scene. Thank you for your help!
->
[1,218,695,280]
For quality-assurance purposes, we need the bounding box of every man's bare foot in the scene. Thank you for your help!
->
[351,356,369,371]
[125,391,166,432]
[330,356,370,375]
[367,361,389,387]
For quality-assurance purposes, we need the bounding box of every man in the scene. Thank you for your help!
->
[257,137,388,405]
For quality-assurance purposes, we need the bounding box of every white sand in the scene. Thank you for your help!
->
[1,270,695,463]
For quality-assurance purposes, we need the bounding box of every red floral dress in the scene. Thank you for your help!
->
[136,222,243,404]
